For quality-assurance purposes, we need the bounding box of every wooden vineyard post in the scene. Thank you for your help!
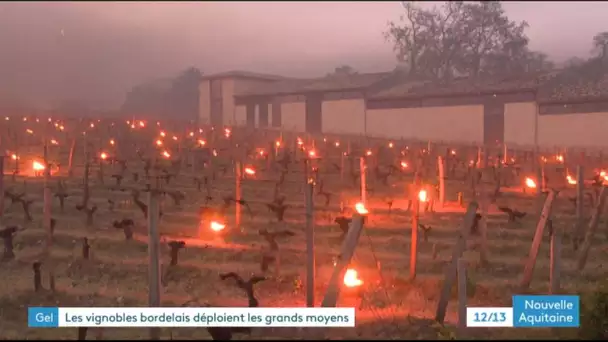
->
[575,165,584,240]
[478,198,489,266]
[410,174,420,281]
[305,181,315,307]
[549,223,562,294]
[435,202,479,324]
[503,143,508,165]
[321,215,365,307]
[457,259,467,336]
[235,161,241,229]
[535,165,543,196]
[437,156,445,208]
[577,186,608,271]
[147,190,161,340]
[359,156,366,205]
[520,190,557,290]
[0,153,4,218]
[43,143,52,252]
[340,149,345,212]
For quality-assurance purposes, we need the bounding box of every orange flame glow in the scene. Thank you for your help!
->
[556,155,564,162]
[110,139,115,146]
[160,131,166,137]
[275,141,281,147]
[156,139,163,147]
[525,177,537,189]
[32,161,45,171]
[297,138,303,146]
[388,142,394,148]
[335,141,340,147]
[100,152,108,160]
[90,123,95,128]
[418,189,428,202]
[172,136,178,141]
[344,268,363,288]
[308,150,317,158]
[189,132,194,137]
[210,221,226,232]
[400,161,408,169]
[50,139,58,145]
[139,121,145,127]
[198,139,206,146]
[355,202,369,215]
[11,154,19,160]
[566,175,577,185]
[162,150,171,158]
[244,167,256,175]
[26,129,33,134]
[365,150,372,156]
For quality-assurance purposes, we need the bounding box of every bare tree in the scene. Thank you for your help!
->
[592,31,608,59]
[385,1,552,80]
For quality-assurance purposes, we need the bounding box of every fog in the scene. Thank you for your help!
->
[0,1,606,110]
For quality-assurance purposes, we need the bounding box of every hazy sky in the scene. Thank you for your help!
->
[0,1,607,110]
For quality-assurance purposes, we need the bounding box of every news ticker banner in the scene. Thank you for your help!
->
[28,307,356,328]
[467,295,579,328]
[28,295,579,329]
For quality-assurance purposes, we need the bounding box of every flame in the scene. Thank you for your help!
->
[344,268,363,288]
[130,124,135,129]
[156,139,163,147]
[418,189,428,202]
[160,131,166,137]
[297,138,303,146]
[388,142,394,148]
[258,149,265,156]
[366,150,372,156]
[11,154,19,160]
[210,220,226,232]
[90,123,95,128]
[525,177,537,189]
[36,118,39,123]
[556,155,564,162]
[48,118,52,122]
[50,139,58,145]
[126,120,130,125]
[244,167,256,175]
[172,135,178,141]
[4,117,8,120]
[138,121,145,127]
[566,175,577,185]
[212,149,218,157]
[224,128,231,138]
[198,139,206,146]
[26,129,33,134]
[32,161,45,171]
[400,161,408,169]
[59,125,65,131]
[275,141,281,147]
[189,132,194,137]
[162,150,171,158]
[335,141,340,147]
[451,150,456,155]
[100,152,108,160]
[110,139,115,146]
[355,202,369,215]
[308,150,317,158]
[23,117,27,122]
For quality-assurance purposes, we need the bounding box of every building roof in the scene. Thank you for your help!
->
[235,72,392,97]
[368,71,559,100]
[201,70,288,81]
[537,58,608,104]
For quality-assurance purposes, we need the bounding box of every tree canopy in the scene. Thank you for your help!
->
[385,1,554,80]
